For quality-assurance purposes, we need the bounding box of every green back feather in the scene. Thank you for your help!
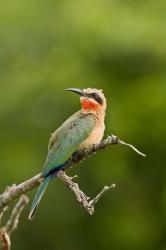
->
[43,111,96,177]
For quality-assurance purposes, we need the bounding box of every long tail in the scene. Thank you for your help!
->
[28,175,51,220]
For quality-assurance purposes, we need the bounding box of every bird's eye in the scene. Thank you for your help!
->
[91,93,98,98]
[90,92,103,105]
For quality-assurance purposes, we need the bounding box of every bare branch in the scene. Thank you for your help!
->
[57,171,116,215]
[0,175,41,211]
[5,195,29,235]
[0,207,8,225]
[0,135,145,213]
[89,183,116,207]
[0,195,29,250]
[115,137,146,157]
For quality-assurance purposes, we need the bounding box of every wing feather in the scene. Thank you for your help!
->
[42,111,96,177]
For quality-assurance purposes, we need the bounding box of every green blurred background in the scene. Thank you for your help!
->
[0,0,165,249]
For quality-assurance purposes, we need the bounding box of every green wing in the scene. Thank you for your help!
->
[42,111,96,177]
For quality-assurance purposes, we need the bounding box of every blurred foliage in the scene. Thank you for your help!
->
[0,0,166,249]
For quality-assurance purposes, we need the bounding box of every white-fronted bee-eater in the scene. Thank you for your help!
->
[28,88,107,220]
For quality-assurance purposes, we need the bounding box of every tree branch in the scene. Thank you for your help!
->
[0,135,145,213]
[0,195,29,250]
[5,195,29,235]
[57,171,116,215]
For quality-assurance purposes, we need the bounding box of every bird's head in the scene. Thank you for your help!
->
[65,88,106,113]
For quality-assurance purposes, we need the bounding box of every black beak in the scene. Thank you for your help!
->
[65,88,87,97]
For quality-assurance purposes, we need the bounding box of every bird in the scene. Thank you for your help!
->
[28,88,107,220]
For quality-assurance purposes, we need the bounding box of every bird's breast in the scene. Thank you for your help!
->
[79,116,105,149]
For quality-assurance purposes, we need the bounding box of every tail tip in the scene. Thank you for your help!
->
[28,212,34,221]
[28,207,37,221]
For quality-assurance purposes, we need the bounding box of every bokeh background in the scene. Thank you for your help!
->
[0,0,166,249]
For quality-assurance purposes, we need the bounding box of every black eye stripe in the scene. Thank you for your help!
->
[90,93,103,105]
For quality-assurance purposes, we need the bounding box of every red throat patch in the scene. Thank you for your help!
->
[81,99,100,111]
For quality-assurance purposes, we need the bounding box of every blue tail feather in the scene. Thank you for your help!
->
[28,175,51,220]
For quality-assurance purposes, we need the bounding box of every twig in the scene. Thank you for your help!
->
[89,183,116,207]
[115,137,146,157]
[5,195,29,235]
[0,135,145,213]
[0,207,8,225]
[0,195,29,250]
[57,171,115,215]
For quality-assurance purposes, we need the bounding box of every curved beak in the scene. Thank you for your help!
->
[65,88,87,97]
